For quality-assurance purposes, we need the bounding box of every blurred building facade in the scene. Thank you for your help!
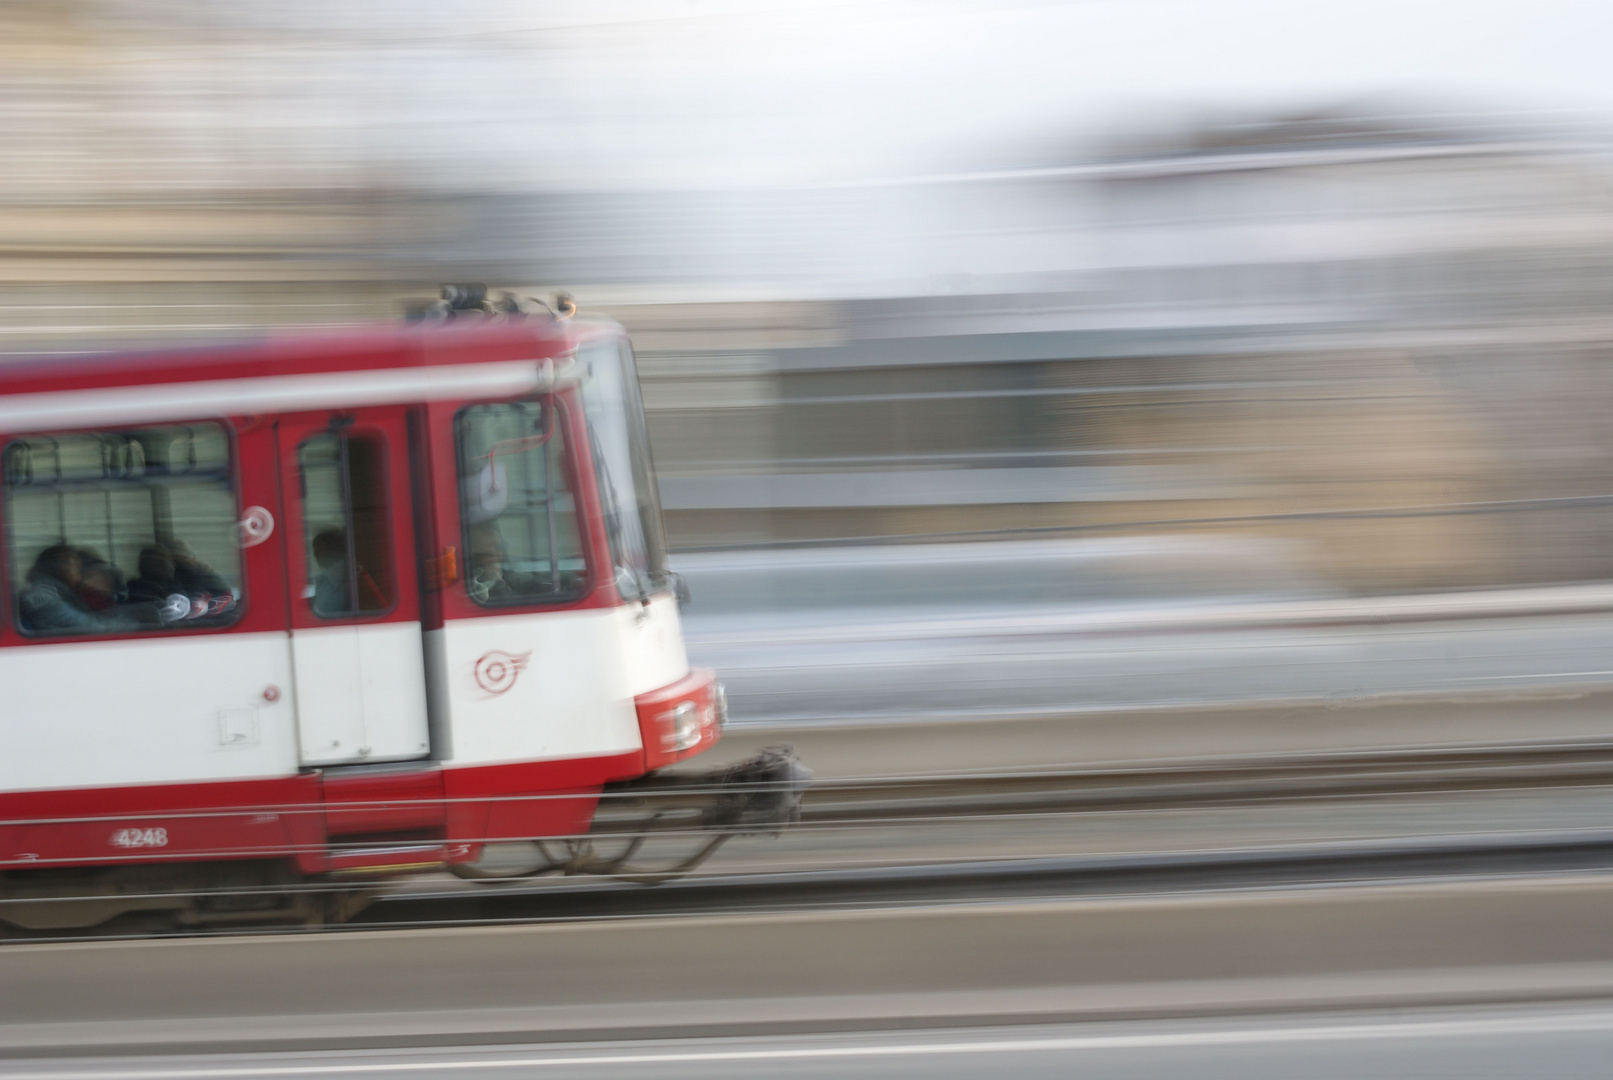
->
[4,4,1613,595]
[620,120,1613,594]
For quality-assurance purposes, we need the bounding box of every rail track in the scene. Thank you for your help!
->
[756,740,1613,821]
[362,829,1613,929]
[9,739,1613,942]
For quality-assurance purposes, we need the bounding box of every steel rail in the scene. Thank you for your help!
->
[9,740,1613,942]
[768,743,1613,825]
[353,828,1613,931]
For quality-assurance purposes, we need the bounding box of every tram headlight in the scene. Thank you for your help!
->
[658,701,702,753]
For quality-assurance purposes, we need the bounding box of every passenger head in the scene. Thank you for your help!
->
[137,546,175,583]
[162,538,201,569]
[76,551,117,593]
[311,528,347,569]
[74,552,120,607]
[30,544,82,586]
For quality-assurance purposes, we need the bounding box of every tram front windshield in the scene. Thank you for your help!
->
[577,337,669,602]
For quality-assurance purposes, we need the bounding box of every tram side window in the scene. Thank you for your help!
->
[297,432,394,618]
[455,400,586,606]
[2,423,242,637]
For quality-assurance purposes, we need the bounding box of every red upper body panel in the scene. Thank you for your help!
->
[0,320,585,398]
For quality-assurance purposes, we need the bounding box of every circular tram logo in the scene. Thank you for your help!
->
[474,650,532,695]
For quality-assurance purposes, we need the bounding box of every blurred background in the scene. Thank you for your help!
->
[16,5,1613,1072]
[7,1,1613,720]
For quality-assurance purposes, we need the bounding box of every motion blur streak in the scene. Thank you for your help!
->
[9,3,1613,1073]
[11,1011,1613,1078]
[7,9,1613,613]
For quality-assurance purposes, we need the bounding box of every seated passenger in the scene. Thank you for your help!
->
[165,539,230,596]
[125,545,211,622]
[126,540,232,619]
[125,546,178,606]
[309,527,353,617]
[18,544,132,634]
[73,549,125,612]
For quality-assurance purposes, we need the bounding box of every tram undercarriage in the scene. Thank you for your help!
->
[0,747,810,935]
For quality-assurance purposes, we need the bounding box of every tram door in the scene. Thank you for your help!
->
[279,407,430,766]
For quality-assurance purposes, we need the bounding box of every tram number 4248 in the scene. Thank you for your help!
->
[109,828,169,849]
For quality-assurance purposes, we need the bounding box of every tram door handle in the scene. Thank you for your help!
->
[426,546,459,589]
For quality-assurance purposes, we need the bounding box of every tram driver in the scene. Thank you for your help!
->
[466,522,558,603]
[468,523,515,603]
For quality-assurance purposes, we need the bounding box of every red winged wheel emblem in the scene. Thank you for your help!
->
[474,650,532,695]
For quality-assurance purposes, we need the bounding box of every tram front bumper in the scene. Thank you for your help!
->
[634,667,725,771]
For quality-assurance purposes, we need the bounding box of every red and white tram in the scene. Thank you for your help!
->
[0,293,795,931]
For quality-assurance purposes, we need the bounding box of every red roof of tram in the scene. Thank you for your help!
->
[0,318,585,398]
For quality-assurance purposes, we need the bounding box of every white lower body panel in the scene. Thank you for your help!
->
[0,632,299,793]
[427,594,689,768]
[292,622,430,766]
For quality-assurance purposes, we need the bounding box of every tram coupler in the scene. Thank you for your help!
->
[448,747,812,884]
[595,744,814,838]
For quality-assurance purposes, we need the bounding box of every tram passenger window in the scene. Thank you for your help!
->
[2,423,243,637]
[455,399,586,606]
[297,432,394,618]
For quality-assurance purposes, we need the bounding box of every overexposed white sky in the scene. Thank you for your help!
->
[121,0,1613,189]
